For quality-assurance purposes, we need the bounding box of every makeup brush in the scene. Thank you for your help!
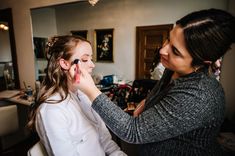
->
[73,59,80,83]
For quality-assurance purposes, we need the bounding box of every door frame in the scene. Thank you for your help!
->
[135,24,173,79]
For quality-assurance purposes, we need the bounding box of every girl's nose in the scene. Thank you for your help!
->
[90,61,95,68]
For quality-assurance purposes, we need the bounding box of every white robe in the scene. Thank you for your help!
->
[150,63,165,80]
[36,90,126,156]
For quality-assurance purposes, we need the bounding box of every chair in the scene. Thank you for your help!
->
[27,141,48,156]
[0,105,19,153]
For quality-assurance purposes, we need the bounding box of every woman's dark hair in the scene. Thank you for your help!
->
[176,8,235,66]
[28,35,90,130]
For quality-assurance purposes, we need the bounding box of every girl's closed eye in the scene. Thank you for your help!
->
[81,59,88,62]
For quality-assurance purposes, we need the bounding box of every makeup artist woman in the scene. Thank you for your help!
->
[71,9,235,156]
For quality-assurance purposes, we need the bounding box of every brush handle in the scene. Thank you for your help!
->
[75,64,80,83]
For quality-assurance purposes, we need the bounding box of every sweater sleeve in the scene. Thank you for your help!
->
[92,80,224,144]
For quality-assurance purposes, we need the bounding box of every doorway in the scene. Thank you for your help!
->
[0,8,19,90]
[135,24,173,79]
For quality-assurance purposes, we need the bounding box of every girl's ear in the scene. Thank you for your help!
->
[59,59,70,70]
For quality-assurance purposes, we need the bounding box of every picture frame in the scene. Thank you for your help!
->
[95,28,114,62]
[71,30,88,39]
[33,37,48,59]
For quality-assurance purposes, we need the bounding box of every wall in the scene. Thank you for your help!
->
[220,0,235,122]
[31,8,57,37]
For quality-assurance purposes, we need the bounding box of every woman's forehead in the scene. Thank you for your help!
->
[170,25,192,58]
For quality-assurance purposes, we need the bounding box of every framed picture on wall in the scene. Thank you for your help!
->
[71,30,88,39]
[95,28,114,62]
[33,37,48,59]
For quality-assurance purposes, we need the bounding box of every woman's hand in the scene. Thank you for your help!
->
[133,99,146,117]
[69,62,101,101]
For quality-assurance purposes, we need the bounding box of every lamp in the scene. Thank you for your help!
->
[0,23,9,31]
[88,0,99,6]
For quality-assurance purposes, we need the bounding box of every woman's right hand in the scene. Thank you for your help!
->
[69,63,102,101]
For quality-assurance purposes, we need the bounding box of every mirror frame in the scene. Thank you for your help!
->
[0,8,20,89]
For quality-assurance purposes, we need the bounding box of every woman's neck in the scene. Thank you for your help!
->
[172,68,195,79]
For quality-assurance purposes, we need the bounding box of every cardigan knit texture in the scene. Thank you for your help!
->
[92,69,225,156]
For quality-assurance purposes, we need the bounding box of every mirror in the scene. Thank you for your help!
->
[31,1,87,82]
[0,8,20,91]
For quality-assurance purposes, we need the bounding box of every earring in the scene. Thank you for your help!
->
[194,66,201,73]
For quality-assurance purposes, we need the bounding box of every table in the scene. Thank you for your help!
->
[7,95,32,106]
[0,90,33,106]
[0,90,33,150]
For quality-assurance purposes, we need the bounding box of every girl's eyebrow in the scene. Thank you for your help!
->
[81,54,90,57]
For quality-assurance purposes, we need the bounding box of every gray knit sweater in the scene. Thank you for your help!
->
[92,69,225,156]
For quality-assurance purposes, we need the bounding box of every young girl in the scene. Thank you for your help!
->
[28,35,126,156]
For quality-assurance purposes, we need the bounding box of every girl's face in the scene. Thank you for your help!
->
[70,41,95,74]
[159,25,194,77]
